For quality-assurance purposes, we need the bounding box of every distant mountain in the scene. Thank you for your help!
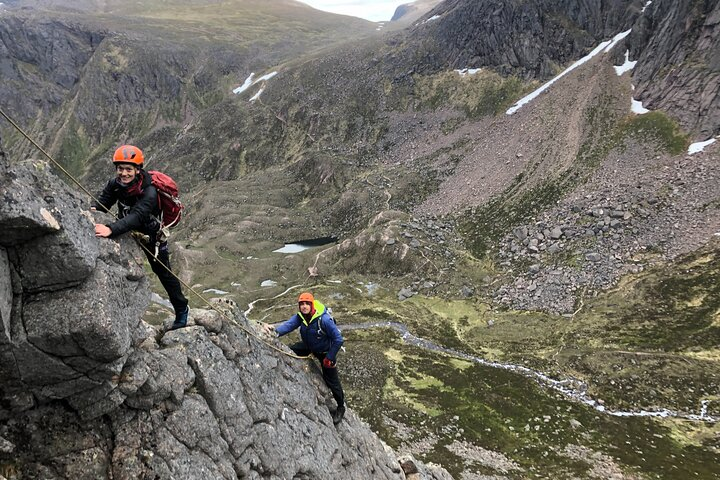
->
[390,0,442,24]
[0,0,377,178]
[397,0,639,78]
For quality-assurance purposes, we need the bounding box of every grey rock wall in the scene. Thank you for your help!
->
[403,0,641,79]
[0,155,451,478]
[0,158,148,418]
[400,0,718,138]
[0,15,103,124]
[631,0,720,138]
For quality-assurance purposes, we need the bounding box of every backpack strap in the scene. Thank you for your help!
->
[318,307,336,335]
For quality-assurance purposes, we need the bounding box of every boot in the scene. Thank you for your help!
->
[332,404,345,425]
[170,306,189,330]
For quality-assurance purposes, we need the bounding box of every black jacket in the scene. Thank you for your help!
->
[93,169,160,237]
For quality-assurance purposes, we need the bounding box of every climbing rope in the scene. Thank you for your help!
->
[0,106,310,360]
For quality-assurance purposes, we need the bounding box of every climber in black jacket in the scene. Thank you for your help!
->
[93,145,189,330]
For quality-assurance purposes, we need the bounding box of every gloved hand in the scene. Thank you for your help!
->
[322,358,336,368]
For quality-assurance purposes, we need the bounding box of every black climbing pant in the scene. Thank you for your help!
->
[290,342,345,408]
[143,240,188,315]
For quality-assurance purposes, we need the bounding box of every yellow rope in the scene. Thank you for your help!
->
[0,106,309,360]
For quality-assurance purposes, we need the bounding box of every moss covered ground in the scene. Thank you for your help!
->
[327,245,719,478]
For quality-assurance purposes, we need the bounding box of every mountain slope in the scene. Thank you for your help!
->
[390,0,443,25]
[0,148,452,479]
[1,0,719,477]
[0,0,377,177]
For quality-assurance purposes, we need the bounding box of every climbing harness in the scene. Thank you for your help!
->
[0,106,310,360]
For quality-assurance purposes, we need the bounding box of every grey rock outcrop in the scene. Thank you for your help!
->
[631,0,720,137]
[0,157,148,419]
[402,0,641,79]
[0,153,451,478]
[493,143,720,315]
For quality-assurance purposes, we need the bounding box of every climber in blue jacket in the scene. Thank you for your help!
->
[264,292,346,424]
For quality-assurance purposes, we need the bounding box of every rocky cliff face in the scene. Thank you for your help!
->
[400,0,641,79]
[0,1,378,183]
[0,148,451,478]
[397,0,719,137]
[0,12,188,175]
[631,0,720,138]
[0,15,104,125]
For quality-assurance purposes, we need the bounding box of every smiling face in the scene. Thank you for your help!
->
[115,163,139,185]
[299,301,312,315]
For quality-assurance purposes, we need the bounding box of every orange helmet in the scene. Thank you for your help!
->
[298,292,314,304]
[112,145,144,166]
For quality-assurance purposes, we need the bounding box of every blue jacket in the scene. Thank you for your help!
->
[275,300,343,362]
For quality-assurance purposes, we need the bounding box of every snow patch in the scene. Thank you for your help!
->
[688,138,717,155]
[203,288,229,295]
[416,14,441,26]
[151,293,173,309]
[233,71,278,102]
[233,73,255,94]
[255,71,278,83]
[614,50,637,76]
[249,87,264,102]
[455,68,481,76]
[631,98,650,114]
[602,29,631,53]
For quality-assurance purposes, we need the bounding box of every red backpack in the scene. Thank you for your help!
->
[148,170,183,228]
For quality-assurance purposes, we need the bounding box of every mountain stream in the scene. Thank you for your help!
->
[341,321,716,423]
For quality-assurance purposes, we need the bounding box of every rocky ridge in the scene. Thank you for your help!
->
[391,0,443,25]
[0,146,451,478]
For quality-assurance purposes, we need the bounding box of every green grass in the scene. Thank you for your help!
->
[344,327,720,479]
[412,70,531,118]
[57,121,91,179]
[619,112,689,155]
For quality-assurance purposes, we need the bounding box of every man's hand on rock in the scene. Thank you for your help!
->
[95,224,112,238]
[261,323,275,336]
